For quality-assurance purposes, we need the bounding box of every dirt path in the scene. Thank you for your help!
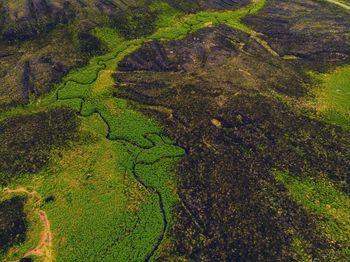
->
[24,211,52,262]
[3,187,53,262]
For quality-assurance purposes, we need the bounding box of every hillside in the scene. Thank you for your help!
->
[0,0,349,261]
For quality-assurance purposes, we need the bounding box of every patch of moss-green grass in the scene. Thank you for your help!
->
[38,139,158,261]
[274,171,350,258]
[58,82,92,100]
[66,64,105,84]
[135,158,183,222]
[313,65,350,129]
[0,105,183,261]
[135,158,182,258]
[100,98,162,147]
[291,237,313,262]
[34,114,180,261]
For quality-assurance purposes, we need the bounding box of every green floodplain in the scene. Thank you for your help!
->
[0,0,349,261]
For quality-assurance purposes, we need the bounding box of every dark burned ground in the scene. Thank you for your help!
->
[0,0,151,109]
[0,0,249,109]
[114,25,350,260]
[243,0,350,71]
[166,0,250,12]
[116,25,306,97]
[0,107,79,184]
[0,27,105,110]
[0,196,27,253]
[0,0,146,41]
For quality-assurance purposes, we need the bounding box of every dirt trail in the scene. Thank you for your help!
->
[24,211,52,262]
[3,187,53,262]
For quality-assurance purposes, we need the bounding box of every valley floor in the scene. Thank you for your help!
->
[0,0,349,261]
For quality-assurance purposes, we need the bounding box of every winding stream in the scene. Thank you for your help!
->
[96,112,182,261]
[1,0,270,260]
[47,0,350,259]
[52,1,270,260]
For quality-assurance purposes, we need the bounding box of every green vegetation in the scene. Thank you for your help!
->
[0,109,183,261]
[36,114,178,261]
[274,171,350,259]
[313,65,350,129]
[0,0,325,260]
[1,0,349,261]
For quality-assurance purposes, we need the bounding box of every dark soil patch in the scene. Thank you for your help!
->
[0,196,27,253]
[166,0,250,12]
[243,0,350,71]
[0,28,87,109]
[111,7,157,39]
[0,107,79,183]
[78,31,106,56]
[0,1,75,42]
[114,25,350,261]
[117,25,307,97]
[20,258,33,262]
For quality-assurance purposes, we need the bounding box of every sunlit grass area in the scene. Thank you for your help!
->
[313,65,350,129]
[274,171,350,259]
